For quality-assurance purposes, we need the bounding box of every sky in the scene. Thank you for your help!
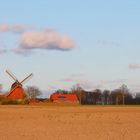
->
[0,0,140,96]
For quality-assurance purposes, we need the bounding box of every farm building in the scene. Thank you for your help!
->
[50,94,79,103]
[7,87,26,100]
[5,70,33,100]
[0,87,26,100]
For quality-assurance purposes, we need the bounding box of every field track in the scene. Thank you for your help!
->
[0,105,140,140]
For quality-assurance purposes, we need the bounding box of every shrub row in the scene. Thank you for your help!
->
[0,97,29,105]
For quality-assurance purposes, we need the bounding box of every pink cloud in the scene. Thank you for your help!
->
[0,47,7,54]
[11,25,29,33]
[12,47,30,55]
[129,64,140,70]
[0,23,76,54]
[100,79,127,84]
[0,42,7,54]
[0,23,29,33]
[76,79,94,90]
[0,24,9,32]
[62,78,74,82]
[16,30,75,53]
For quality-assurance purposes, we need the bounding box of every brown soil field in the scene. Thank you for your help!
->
[0,105,140,140]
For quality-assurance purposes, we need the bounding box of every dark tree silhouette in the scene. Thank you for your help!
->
[26,86,42,100]
[102,90,110,105]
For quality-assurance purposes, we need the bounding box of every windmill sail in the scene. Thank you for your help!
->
[6,70,33,100]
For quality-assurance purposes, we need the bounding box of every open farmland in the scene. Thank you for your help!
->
[0,106,140,140]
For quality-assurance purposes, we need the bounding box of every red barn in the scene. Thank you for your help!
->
[50,94,79,103]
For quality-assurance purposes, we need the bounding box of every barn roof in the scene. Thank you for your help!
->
[50,94,79,101]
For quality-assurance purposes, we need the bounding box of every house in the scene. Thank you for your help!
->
[50,94,79,103]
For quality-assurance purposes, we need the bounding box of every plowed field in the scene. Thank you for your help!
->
[0,106,140,140]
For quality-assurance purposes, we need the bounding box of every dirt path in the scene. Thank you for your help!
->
[0,106,140,140]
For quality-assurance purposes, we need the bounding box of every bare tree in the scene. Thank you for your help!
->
[110,86,132,105]
[54,89,69,94]
[71,84,83,104]
[26,86,42,100]
[0,84,2,92]
[92,89,102,104]
[102,90,110,105]
[120,84,129,105]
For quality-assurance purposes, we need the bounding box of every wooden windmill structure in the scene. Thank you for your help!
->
[6,70,33,100]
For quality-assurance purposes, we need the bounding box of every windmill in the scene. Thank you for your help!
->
[6,70,33,100]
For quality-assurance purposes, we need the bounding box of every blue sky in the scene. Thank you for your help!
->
[0,0,140,95]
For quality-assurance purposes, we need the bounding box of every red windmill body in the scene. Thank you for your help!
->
[6,70,33,100]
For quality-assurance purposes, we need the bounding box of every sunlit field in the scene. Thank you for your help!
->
[0,105,140,140]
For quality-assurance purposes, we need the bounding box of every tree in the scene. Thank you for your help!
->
[54,89,69,94]
[26,86,42,100]
[71,84,83,104]
[92,89,102,104]
[120,84,129,105]
[102,90,110,105]
[110,86,132,105]
[110,89,122,105]
[0,84,2,92]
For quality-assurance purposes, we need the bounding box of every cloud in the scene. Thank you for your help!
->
[12,47,30,55]
[62,76,94,90]
[101,79,127,84]
[75,80,104,90]
[0,23,29,33]
[0,23,76,54]
[62,78,74,82]
[96,40,120,47]
[129,64,140,70]
[70,73,85,77]
[11,25,29,33]
[0,24,9,32]
[76,79,94,90]
[13,30,75,53]
[0,48,7,54]
[0,42,7,54]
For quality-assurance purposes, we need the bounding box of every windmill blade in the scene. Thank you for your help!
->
[6,70,18,82]
[20,73,33,84]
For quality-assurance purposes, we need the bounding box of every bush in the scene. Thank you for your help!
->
[1,99,18,105]
[19,99,29,105]
[0,96,29,105]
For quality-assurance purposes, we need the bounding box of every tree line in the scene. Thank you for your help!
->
[53,84,140,105]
